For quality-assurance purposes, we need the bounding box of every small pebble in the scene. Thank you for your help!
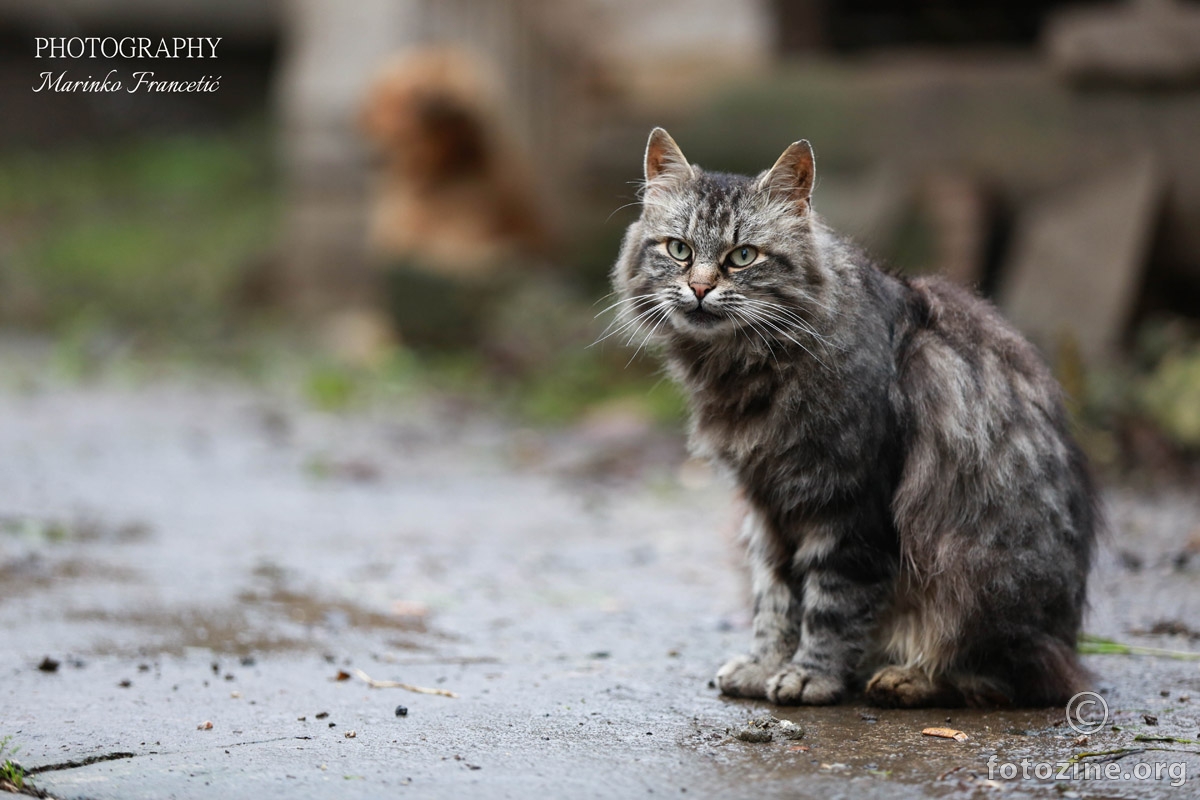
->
[734,726,772,743]
[734,715,777,743]
[776,720,805,740]
[395,705,408,717]
[37,656,60,673]
[345,730,357,739]
[1144,714,1159,726]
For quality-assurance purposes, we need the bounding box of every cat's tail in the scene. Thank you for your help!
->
[950,634,1090,708]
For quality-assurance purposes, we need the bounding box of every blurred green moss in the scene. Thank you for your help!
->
[304,364,361,412]
[506,348,684,426]
[0,123,278,335]
[1139,346,1200,448]
[289,342,683,429]
[1056,315,1200,477]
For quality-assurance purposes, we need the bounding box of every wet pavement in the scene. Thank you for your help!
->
[2,371,1199,799]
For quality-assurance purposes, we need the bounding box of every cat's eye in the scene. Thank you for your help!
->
[727,245,759,269]
[666,238,692,262]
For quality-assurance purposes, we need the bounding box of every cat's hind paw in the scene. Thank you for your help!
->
[765,666,844,705]
[715,655,773,699]
[864,665,958,708]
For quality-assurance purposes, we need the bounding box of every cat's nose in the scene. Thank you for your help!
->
[690,282,713,300]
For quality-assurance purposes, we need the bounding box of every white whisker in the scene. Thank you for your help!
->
[606,201,646,223]
[593,292,659,319]
[752,313,832,371]
[730,307,780,367]
[590,297,664,347]
[626,303,676,366]
[737,297,846,353]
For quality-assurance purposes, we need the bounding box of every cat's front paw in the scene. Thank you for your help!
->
[715,655,774,699]
[765,666,844,705]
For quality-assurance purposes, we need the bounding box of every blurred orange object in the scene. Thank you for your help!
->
[360,47,550,277]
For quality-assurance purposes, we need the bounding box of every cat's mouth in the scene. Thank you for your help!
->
[680,306,725,328]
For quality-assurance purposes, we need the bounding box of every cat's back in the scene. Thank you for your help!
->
[895,275,1063,436]
[891,273,1096,562]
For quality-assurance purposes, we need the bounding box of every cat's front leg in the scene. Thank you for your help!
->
[716,512,802,699]
[766,544,893,705]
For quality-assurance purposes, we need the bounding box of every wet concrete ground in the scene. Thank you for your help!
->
[2,370,1199,799]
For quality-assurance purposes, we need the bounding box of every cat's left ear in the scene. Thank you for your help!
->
[758,140,815,211]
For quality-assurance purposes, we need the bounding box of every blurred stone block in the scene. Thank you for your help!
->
[815,166,910,258]
[275,0,421,314]
[923,172,991,287]
[1046,0,1200,87]
[999,153,1162,361]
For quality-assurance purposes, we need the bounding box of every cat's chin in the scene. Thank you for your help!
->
[672,307,733,336]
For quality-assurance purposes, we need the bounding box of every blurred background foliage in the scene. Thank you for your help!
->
[1,0,1199,483]
[0,123,276,336]
[0,116,682,427]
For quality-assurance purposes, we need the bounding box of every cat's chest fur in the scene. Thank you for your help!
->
[666,325,903,525]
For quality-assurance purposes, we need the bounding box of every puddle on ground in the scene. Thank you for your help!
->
[0,554,140,596]
[0,514,153,544]
[53,579,443,659]
[234,586,429,634]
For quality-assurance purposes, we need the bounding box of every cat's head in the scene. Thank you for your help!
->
[611,128,827,352]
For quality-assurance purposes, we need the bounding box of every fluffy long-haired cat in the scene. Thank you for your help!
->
[610,129,1098,707]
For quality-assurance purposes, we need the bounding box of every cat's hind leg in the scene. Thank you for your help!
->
[865,656,1074,708]
[866,585,1084,707]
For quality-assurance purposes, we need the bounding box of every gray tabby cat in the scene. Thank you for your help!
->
[609,129,1098,707]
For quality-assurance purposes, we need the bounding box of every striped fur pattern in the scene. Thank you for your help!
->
[609,129,1098,707]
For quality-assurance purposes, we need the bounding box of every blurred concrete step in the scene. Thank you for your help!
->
[999,152,1163,362]
[1046,0,1200,87]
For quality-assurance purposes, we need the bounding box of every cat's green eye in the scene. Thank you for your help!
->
[666,238,692,262]
[727,245,759,269]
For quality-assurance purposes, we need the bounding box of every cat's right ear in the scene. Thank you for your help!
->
[758,140,815,212]
[644,128,693,188]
